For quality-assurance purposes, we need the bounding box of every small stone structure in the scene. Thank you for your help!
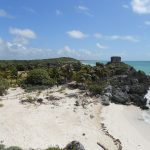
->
[111,56,121,63]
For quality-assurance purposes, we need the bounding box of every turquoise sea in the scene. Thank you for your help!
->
[81,60,150,75]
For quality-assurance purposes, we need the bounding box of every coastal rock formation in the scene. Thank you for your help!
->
[66,58,150,109]
[112,88,129,104]
[103,63,150,109]
[101,95,110,106]
[64,141,85,150]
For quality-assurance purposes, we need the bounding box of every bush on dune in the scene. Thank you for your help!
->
[5,146,22,150]
[46,148,63,150]
[18,69,56,91]
[0,145,63,150]
[0,77,9,96]
[0,145,22,150]
[87,82,107,94]
[25,69,55,86]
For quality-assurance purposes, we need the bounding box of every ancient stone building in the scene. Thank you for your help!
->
[111,56,121,63]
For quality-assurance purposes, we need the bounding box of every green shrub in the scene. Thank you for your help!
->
[106,62,129,76]
[0,145,22,150]
[0,144,5,150]
[5,146,22,150]
[87,83,106,94]
[26,69,54,86]
[46,148,62,150]
[0,77,9,96]
[96,62,104,67]
[26,85,52,92]
[0,103,4,107]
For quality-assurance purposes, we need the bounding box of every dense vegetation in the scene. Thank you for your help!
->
[0,57,80,93]
[0,57,78,71]
[0,145,63,150]
[0,57,141,94]
[0,145,22,150]
[0,140,86,150]
[0,144,80,150]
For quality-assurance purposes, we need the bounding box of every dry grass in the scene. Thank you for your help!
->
[0,103,4,107]
[57,87,66,93]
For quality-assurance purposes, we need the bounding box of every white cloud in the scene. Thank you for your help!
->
[0,37,53,60]
[0,38,4,45]
[108,35,138,42]
[0,28,97,59]
[122,4,129,9]
[13,37,29,45]
[78,6,89,11]
[56,9,63,15]
[93,32,138,42]
[23,7,36,14]
[0,32,98,59]
[145,21,150,25]
[0,39,99,59]
[0,28,40,59]
[96,43,108,49]
[76,5,93,17]
[67,30,88,39]
[57,45,100,60]
[93,33,103,38]
[67,30,137,42]
[0,9,8,17]
[9,28,36,39]
[131,0,150,14]
[0,9,14,19]
[111,50,127,58]
[58,46,78,55]
[0,37,28,52]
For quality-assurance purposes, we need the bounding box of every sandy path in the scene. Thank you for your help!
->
[0,87,117,150]
[101,103,150,150]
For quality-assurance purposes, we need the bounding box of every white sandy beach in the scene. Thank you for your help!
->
[0,87,118,150]
[1,86,150,150]
[101,104,150,150]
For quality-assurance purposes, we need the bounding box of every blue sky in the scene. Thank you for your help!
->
[0,0,150,60]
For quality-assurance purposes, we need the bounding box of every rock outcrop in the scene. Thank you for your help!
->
[101,95,110,106]
[64,141,85,150]
[103,63,150,109]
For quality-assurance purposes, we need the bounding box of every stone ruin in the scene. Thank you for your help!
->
[111,56,121,63]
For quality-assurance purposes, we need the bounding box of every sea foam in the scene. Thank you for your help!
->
[143,89,150,124]
[145,88,150,108]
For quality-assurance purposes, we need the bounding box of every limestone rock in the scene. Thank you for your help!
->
[64,141,85,150]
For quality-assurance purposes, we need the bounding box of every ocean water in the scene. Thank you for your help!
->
[81,60,150,75]
[81,60,150,124]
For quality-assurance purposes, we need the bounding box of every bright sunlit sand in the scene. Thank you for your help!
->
[0,87,118,150]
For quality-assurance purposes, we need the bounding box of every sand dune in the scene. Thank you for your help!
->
[0,87,118,150]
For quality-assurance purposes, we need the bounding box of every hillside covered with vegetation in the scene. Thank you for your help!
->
[0,57,150,109]
[0,57,78,71]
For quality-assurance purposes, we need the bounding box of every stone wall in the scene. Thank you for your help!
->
[111,56,121,63]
